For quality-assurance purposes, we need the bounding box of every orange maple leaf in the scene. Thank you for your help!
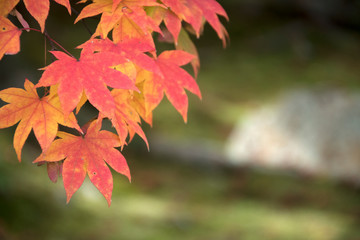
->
[102,4,161,38]
[111,13,156,47]
[75,0,161,42]
[0,16,22,60]
[34,120,131,206]
[23,0,71,32]
[0,79,81,161]
[0,0,20,16]
[36,49,137,118]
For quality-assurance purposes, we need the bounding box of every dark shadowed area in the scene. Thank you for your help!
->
[0,0,360,239]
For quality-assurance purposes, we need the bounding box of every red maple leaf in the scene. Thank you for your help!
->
[144,50,201,122]
[47,161,63,183]
[34,120,131,206]
[78,38,161,76]
[36,49,137,118]
[147,6,182,44]
[190,0,229,46]
[161,0,228,45]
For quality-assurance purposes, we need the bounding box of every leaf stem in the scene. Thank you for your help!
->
[21,28,75,58]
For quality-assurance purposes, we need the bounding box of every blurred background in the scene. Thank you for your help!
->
[1,0,360,239]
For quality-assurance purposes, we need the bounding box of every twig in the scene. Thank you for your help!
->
[21,28,75,58]
[71,6,94,36]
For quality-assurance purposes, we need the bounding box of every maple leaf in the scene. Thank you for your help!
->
[190,0,229,46]
[160,0,201,34]
[144,50,201,122]
[78,38,161,76]
[0,16,22,60]
[130,90,153,125]
[75,0,112,23]
[176,29,200,77]
[147,6,182,44]
[113,61,137,82]
[131,72,153,125]
[47,161,63,183]
[101,5,161,39]
[35,160,63,182]
[0,79,82,161]
[34,120,131,206]
[36,49,137,118]
[160,0,228,45]
[106,89,148,147]
[100,68,154,127]
[22,0,71,32]
[0,0,20,16]
[111,13,155,47]
[75,0,161,43]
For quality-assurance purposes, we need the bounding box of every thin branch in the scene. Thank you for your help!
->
[71,6,94,36]
[21,28,75,58]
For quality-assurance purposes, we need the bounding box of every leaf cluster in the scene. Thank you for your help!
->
[0,0,228,205]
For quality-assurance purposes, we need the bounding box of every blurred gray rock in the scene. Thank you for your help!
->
[226,89,360,182]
